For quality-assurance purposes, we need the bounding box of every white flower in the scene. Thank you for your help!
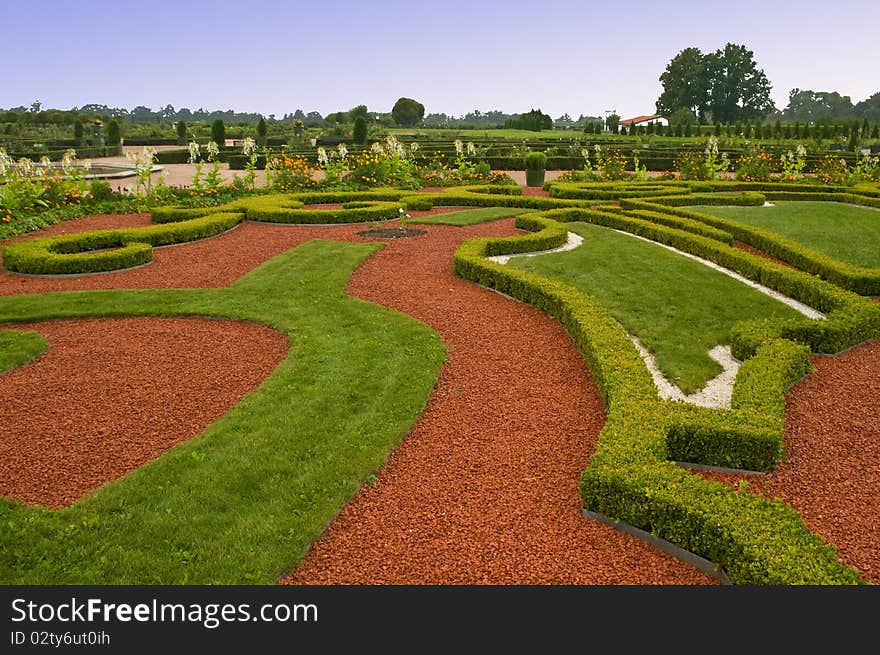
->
[796,144,807,158]
[371,142,384,154]
[40,155,52,169]
[466,142,476,157]
[453,139,464,156]
[705,136,719,156]
[18,158,34,176]
[316,147,329,166]
[61,148,77,173]
[82,159,92,171]
[188,141,201,163]
[580,148,590,159]
[337,143,348,159]
[242,137,257,157]
[205,141,219,161]
[410,142,420,154]
[0,149,12,176]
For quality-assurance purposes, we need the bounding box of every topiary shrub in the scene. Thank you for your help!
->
[211,119,226,145]
[353,116,367,145]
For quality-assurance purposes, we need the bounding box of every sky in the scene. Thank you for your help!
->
[2,0,878,120]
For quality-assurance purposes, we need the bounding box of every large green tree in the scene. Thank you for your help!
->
[704,43,775,124]
[855,92,880,122]
[782,89,855,122]
[391,97,425,126]
[655,47,709,121]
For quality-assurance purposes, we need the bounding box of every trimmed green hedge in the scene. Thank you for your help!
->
[241,198,404,224]
[622,209,734,244]
[3,212,243,274]
[452,201,876,584]
[548,181,685,200]
[623,194,880,295]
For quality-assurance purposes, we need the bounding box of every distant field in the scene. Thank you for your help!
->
[509,221,802,393]
[694,201,880,268]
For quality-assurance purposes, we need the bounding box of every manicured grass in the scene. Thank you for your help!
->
[0,241,445,584]
[693,201,880,268]
[0,330,47,374]
[410,206,533,226]
[508,222,802,393]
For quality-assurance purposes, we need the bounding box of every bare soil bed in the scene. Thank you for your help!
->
[0,317,288,508]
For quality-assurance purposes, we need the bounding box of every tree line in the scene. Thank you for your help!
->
[656,43,880,125]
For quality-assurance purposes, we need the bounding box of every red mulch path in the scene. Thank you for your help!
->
[283,220,714,585]
[0,317,288,508]
[695,340,880,584]
[0,209,714,584]
[520,187,550,197]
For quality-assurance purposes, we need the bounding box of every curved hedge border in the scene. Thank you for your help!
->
[622,192,880,295]
[453,209,876,584]
[2,212,243,275]
[547,181,686,200]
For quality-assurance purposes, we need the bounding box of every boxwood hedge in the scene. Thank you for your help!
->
[453,205,876,584]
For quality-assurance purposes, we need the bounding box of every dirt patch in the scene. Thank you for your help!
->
[0,317,288,508]
[694,339,880,583]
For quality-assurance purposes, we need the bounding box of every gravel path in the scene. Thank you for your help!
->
[0,317,288,507]
[695,339,880,584]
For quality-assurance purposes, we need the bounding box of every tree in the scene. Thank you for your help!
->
[391,97,425,127]
[176,120,187,145]
[353,116,367,145]
[106,119,121,146]
[704,43,775,124]
[668,107,696,130]
[605,113,620,133]
[74,119,84,145]
[656,47,709,121]
[855,92,880,122]
[211,119,226,144]
[783,88,855,122]
[256,116,267,145]
[348,104,369,121]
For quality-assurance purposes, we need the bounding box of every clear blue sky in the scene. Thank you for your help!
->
[3,0,878,119]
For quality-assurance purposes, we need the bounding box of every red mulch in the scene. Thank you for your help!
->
[283,220,714,584]
[733,240,792,267]
[520,187,550,197]
[0,317,288,508]
[694,340,880,584]
[0,209,714,584]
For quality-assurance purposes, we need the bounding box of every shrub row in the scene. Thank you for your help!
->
[236,197,404,224]
[547,181,685,200]
[452,211,865,583]
[549,207,880,357]
[2,212,243,275]
[622,209,734,244]
[624,195,880,295]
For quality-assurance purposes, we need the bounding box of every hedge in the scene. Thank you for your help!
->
[623,193,880,295]
[3,212,243,274]
[544,207,880,358]
[452,210,868,584]
[547,181,686,200]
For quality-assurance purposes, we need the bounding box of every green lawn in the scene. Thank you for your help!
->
[410,207,533,226]
[0,330,47,374]
[693,201,880,268]
[508,222,802,393]
[0,241,445,584]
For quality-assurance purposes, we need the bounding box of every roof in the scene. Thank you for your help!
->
[619,114,662,125]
